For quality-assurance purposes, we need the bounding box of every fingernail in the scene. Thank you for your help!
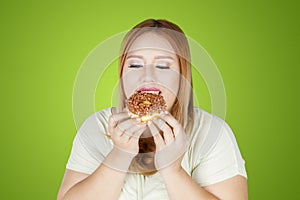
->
[136,117,141,122]
[111,107,118,115]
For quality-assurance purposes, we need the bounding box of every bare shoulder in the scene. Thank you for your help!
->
[204,175,248,200]
[57,169,89,200]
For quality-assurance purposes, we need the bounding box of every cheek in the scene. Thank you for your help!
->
[157,72,180,110]
[122,70,141,97]
[164,94,176,111]
[157,71,180,95]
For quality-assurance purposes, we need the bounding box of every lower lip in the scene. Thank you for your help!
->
[139,88,160,92]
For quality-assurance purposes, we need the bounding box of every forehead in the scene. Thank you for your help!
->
[128,32,175,54]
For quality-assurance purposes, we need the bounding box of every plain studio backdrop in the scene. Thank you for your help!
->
[0,0,299,199]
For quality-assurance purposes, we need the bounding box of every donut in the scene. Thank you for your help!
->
[126,91,167,122]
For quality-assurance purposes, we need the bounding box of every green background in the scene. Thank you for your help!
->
[1,0,299,199]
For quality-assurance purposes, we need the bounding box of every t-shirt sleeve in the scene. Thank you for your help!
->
[191,116,247,186]
[66,111,112,174]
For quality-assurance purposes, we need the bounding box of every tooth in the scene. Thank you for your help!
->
[141,90,160,94]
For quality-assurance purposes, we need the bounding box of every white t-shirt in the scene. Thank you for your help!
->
[66,107,247,200]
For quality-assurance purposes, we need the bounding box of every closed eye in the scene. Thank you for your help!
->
[156,65,170,69]
[129,64,143,68]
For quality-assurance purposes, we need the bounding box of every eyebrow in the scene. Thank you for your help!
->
[154,56,175,60]
[126,55,175,60]
[126,55,144,60]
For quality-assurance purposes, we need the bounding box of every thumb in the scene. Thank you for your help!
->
[111,107,118,115]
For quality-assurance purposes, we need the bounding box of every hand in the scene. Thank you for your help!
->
[148,112,188,173]
[104,107,146,172]
[108,107,146,155]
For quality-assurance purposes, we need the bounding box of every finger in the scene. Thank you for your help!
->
[111,107,131,123]
[120,131,130,142]
[124,122,146,138]
[121,123,146,141]
[160,113,181,134]
[153,118,174,145]
[108,115,117,134]
[111,107,118,114]
[116,126,124,137]
[153,118,172,134]
[117,119,134,132]
[148,122,165,148]
[161,115,188,146]
[130,125,147,141]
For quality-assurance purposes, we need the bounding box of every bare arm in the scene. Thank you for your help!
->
[160,166,220,200]
[57,170,89,200]
[57,109,146,200]
[57,148,133,200]
[150,113,248,199]
[160,166,248,200]
[204,175,248,200]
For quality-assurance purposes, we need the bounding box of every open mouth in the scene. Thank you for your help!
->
[137,87,161,95]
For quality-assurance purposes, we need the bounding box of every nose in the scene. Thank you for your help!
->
[142,64,155,82]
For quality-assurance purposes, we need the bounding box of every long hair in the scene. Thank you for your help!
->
[118,19,194,175]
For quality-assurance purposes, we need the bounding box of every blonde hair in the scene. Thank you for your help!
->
[118,19,194,175]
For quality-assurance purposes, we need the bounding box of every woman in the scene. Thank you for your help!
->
[57,19,248,200]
